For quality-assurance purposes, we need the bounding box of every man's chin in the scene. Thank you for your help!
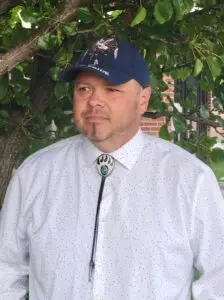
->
[88,135,108,142]
[79,125,113,143]
[85,131,112,143]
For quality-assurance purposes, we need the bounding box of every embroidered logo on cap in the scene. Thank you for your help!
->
[92,38,119,59]
[79,38,119,77]
[81,38,118,64]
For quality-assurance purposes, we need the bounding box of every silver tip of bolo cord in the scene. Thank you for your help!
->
[88,261,95,282]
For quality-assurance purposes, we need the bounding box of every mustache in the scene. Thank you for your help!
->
[82,109,109,119]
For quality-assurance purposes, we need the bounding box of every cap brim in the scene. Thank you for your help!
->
[60,65,132,86]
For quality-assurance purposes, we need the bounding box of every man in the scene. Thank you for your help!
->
[0,37,224,300]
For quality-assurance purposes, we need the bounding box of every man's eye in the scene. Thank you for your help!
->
[77,86,91,93]
[79,87,88,92]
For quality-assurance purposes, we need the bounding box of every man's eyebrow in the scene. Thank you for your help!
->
[105,84,120,88]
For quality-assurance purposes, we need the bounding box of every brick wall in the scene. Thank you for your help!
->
[141,77,224,140]
[140,117,166,136]
[141,74,173,136]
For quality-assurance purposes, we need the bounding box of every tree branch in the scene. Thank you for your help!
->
[182,114,222,128]
[143,111,167,119]
[143,111,223,129]
[0,0,84,75]
[215,127,224,137]
[148,35,190,45]
[162,61,194,73]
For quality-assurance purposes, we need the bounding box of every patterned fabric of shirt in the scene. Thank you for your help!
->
[0,130,224,300]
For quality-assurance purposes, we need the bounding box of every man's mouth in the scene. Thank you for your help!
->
[84,115,108,122]
[84,113,108,119]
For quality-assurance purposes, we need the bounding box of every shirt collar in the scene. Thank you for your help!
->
[81,129,145,170]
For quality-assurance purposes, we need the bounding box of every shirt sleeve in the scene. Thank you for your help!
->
[0,172,29,299]
[191,167,224,299]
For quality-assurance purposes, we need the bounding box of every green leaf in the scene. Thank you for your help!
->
[176,140,196,154]
[131,6,147,27]
[156,54,168,65]
[171,0,193,20]
[55,47,73,66]
[54,83,69,100]
[206,56,222,78]
[154,0,173,24]
[10,5,23,29]
[109,10,123,20]
[170,67,191,81]
[184,0,194,13]
[20,8,39,24]
[199,79,214,92]
[38,34,50,50]
[0,119,9,130]
[217,117,224,127]
[76,7,92,23]
[15,95,31,107]
[211,148,224,163]
[193,59,203,76]
[49,67,60,81]
[200,106,209,118]
[172,114,187,133]
[0,76,9,101]
[204,39,215,52]
[203,0,217,6]
[213,98,223,111]
[219,55,224,65]
[63,23,77,37]
[159,124,172,141]
[38,34,58,51]
[0,109,9,118]
[152,100,167,113]
[182,97,192,110]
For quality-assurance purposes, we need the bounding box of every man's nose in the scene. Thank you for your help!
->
[87,89,104,107]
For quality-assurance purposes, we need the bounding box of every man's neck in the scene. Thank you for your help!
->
[91,128,139,153]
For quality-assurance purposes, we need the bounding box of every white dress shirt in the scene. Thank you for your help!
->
[1,130,224,300]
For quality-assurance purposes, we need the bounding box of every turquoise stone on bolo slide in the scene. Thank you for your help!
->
[101,165,109,176]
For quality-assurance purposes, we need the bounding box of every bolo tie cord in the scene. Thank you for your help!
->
[89,175,106,282]
[88,154,115,282]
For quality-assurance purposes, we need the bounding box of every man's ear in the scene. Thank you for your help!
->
[139,87,152,115]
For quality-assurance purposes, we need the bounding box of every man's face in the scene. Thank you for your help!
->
[73,72,151,151]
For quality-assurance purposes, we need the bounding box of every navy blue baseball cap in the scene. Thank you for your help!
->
[61,37,150,88]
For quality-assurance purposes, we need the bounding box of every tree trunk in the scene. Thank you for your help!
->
[0,128,28,208]
[0,0,87,207]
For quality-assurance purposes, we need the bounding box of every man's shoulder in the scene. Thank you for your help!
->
[19,134,84,171]
[142,133,210,172]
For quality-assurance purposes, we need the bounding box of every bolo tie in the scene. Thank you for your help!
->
[89,153,115,282]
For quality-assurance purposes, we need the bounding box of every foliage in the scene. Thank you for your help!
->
[175,133,218,164]
[211,159,224,181]
[0,0,224,164]
[211,147,224,163]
